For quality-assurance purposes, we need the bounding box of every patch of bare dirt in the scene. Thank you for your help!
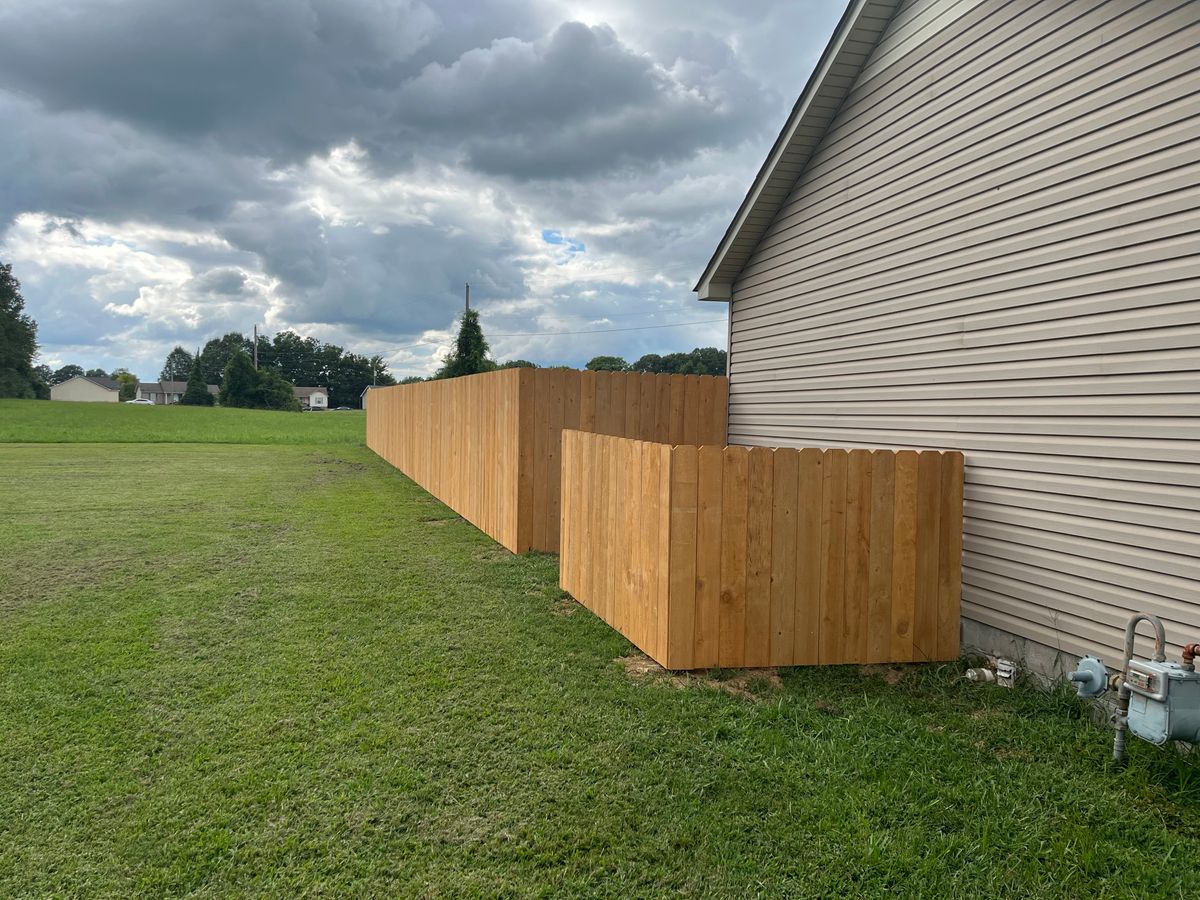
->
[473,548,511,562]
[617,651,784,701]
[858,664,909,685]
[552,596,580,616]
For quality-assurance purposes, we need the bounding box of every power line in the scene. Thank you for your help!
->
[388,317,726,355]
[489,319,726,337]
[478,308,698,322]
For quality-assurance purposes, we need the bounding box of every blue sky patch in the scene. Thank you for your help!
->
[542,229,585,254]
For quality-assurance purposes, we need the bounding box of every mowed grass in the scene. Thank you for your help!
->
[3,406,1200,896]
[0,398,364,444]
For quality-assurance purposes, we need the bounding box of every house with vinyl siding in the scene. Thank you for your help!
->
[50,375,121,402]
[695,0,1200,676]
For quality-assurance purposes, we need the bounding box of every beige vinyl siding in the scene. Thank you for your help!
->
[726,0,1200,664]
[49,377,119,402]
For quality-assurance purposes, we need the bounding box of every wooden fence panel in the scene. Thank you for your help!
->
[367,368,726,552]
[560,432,964,670]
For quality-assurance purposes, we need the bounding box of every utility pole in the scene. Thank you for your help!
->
[465,282,470,313]
[253,324,258,370]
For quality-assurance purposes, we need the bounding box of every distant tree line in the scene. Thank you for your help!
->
[159,330,396,408]
[585,348,726,375]
[399,309,726,384]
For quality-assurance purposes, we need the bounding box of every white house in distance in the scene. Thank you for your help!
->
[50,375,121,402]
[360,385,376,410]
[295,387,328,410]
[137,380,219,405]
[694,1,1200,676]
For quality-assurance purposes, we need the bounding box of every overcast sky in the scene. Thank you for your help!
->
[0,0,843,379]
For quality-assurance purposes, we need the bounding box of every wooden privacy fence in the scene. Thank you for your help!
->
[560,431,964,670]
[366,368,727,553]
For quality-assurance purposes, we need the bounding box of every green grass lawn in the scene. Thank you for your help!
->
[3,403,1200,897]
[0,398,364,444]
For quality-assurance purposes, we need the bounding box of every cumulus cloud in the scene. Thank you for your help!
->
[0,0,844,378]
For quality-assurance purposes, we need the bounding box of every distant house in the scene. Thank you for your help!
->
[360,385,376,410]
[294,387,329,410]
[136,381,219,405]
[50,375,121,403]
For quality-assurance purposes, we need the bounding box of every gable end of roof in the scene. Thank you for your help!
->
[693,0,901,299]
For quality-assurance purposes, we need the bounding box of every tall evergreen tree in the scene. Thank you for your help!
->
[160,346,195,381]
[435,309,495,379]
[180,357,214,406]
[219,351,259,408]
[0,262,41,398]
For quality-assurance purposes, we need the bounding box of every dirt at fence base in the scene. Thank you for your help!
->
[618,651,784,700]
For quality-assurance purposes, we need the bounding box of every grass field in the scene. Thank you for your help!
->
[3,402,1200,896]
[0,398,364,444]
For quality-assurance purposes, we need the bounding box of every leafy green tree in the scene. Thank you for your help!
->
[255,367,300,411]
[160,346,194,381]
[32,364,52,399]
[585,355,628,372]
[630,353,667,374]
[435,310,495,379]
[219,351,258,408]
[219,351,298,411]
[51,364,84,384]
[180,358,214,406]
[629,348,726,376]
[499,359,537,369]
[270,330,323,386]
[0,262,40,398]
[399,376,425,385]
[111,368,138,401]
[681,346,726,375]
[199,333,252,385]
[85,367,110,379]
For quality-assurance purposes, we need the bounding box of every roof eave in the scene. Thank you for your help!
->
[693,0,899,297]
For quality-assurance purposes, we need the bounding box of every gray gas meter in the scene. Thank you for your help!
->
[1125,659,1200,746]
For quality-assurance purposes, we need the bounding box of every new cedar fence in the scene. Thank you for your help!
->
[560,431,964,670]
[366,368,727,553]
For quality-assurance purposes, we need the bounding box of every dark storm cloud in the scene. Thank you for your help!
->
[189,268,248,297]
[0,91,281,230]
[0,0,839,374]
[0,1,766,181]
[393,21,767,178]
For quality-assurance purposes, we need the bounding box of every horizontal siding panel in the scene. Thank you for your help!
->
[966,471,1200,515]
[749,1,1199,271]
[728,412,1198,441]
[965,553,1200,627]
[731,325,1200,379]
[732,271,1199,351]
[965,575,1198,652]
[962,586,1192,664]
[725,0,1200,666]
[732,372,1200,402]
[729,349,1200,395]
[739,66,1200,301]
[727,394,1200,418]
[962,536,1196,606]
[965,501,1200,561]
[729,424,1199,464]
